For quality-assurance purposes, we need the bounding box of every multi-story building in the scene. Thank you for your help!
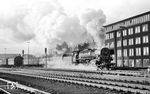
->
[105,11,150,68]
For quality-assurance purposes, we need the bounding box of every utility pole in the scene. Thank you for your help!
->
[4,48,7,65]
[26,42,30,65]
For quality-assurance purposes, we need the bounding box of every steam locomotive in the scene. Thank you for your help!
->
[63,47,115,70]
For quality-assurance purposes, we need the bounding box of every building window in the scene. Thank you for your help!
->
[129,38,134,45]
[109,33,114,39]
[136,59,142,67]
[142,24,148,32]
[128,28,133,35]
[143,47,149,55]
[106,34,109,40]
[117,40,121,47]
[136,48,141,56]
[129,59,134,67]
[135,37,141,44]
[110,42,114,48]
[123,49,127,57]
[117,59,122,67]
[141,17,143,23]
[146,14,150,21]
[112,33,114,38]
[135,26,140,33]
[117,31,121,37]
[123,30,127,36]
[129,48,134,56]
[144,15,147,22]
[117,50,122,57]
[143,59,150,67]
[106,43,109,48]
[124,59,128,67]
[123,39,127,46]
[143,36,149,43]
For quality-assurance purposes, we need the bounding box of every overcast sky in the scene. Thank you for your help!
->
[0,0,150,55]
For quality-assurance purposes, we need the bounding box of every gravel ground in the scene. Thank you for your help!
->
[0,73,130,94]
[0,79,31,94]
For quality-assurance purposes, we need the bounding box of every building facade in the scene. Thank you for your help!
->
[105,11,150,68]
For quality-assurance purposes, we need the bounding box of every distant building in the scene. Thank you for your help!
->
[105,11,150,68]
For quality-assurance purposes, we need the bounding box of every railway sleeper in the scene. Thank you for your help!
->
[41,74,150,91]
[50,77,150,94]
[3,71,150,91]
[1,71,150,94]
[61,76,150,91]
[36,72,150,86]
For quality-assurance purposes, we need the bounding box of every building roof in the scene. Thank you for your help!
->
[23,54,37,59]
[0,54,19,59]
[104,11,150,27]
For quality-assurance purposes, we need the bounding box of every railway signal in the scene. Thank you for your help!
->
[45,48,47,68]
[22,50,24,56]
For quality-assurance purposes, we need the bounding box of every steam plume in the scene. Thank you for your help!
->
[0,0,107,70]
[80,9,106,49]
[0,0,106,53]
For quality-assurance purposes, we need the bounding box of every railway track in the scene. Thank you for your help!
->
[0,78,50,94]
[0,68,150,94]
[0,72,121,94]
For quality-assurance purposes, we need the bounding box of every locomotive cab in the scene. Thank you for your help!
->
[72,49,96,64]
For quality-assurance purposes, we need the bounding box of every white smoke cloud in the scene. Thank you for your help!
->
[80,9,106,49]
[0,0,106,54]
[34,13,91,49]
[0,0,107,70]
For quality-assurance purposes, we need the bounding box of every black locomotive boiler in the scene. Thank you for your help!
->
[72,48,96,64]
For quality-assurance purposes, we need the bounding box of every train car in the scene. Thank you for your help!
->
[14,55,23,67]
[0,58,7,66]
[2,55,44,67]
[5,55,23,67]
[8,58,15,65]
